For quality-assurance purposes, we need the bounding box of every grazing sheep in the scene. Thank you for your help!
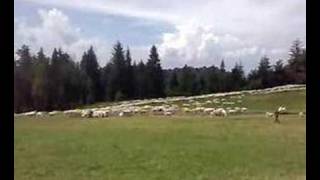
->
[182,107,191,113]
[164,111,173,116]
[299,112,305,117]
[139,109,148,115]
[240,107,247,113]
[265,112,274,118]
[193,102,202,107]
[152,106,165,115]
[278,106,287,114]
[36,111,47,117]
[92,110,108,118]
[223,102,235,105]
[227,109,237,114]
[64,109,82,117]
[166,106,179,113]
[119,110,133,117]
[203,108,215,114]
[119,112,124,117]
[188,99,195,103]
[24,111,37,116]
[192,107,205,114]
[142,105,152,110]
[81,109,93,118]
[212,108,227,117]
[213,100,220,104]
[49,111,60,116]
[14,113,22,117]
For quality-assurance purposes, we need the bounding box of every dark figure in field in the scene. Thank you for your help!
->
[274,111,280,123]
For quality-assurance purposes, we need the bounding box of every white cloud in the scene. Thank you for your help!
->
[157,23,286,71]
[14,8,110,65]
[16,0,306,71]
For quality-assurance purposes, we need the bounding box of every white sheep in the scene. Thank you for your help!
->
[24,111,37,116]
[92,110,108,118]
[227,109,237,114]
[240,107,247,113]
[192,107,205,114]
[164,111,173,116]
[81,109,92,118]
[212,108,227,117]
[265,112,274,118]
[36,111,47,117]
[139,109,148,114]
[203,108,215,114]
[182,107,191,113]
[182,103,191,107]
[278,106,287,114]
[119,110,133,117]
[299,112,305,117]
[49,111,60,116]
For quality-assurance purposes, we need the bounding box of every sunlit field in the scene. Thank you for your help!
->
[14,90,306,180]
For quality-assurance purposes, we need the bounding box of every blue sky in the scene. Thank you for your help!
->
[14,0,306,72]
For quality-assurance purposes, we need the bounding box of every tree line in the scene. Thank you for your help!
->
[14,39,306,113]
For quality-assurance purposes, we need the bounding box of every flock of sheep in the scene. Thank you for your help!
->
[265,106,305,118]
[14,84,306,119]
[15,98,248,118]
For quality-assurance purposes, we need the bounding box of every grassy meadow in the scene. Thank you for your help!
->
[14,90,306,180]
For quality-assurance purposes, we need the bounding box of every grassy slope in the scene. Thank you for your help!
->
[139,89,306,113]
[14,90,306,180]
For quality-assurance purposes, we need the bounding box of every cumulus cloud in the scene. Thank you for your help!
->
[14,8,110,65]
[157,23,286,71]
[16,0,306,71]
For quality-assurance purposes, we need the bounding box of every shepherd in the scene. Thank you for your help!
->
[274,110,280,124]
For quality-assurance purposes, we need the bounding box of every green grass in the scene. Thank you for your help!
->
[14,90,306,180]
[139,89,306,113]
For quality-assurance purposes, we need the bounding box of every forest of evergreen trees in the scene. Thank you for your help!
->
[14,39,306,113]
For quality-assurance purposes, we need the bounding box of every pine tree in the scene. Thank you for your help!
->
[146,45,165,98]
[16,45,34,111]
[273,60,286,86]
[220,59,225,72]
[134,60,147,98]
[107,41,127,101]
[179,65,197,95]
[32,48,50,110]
[168,71,179,95]
[199,75,207,94]
[230,62,246,90]
[124,48,134,98]
[257,56,272,88]
[287,39,306,83]
[80,46,101,102]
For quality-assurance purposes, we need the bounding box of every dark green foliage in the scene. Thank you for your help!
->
[231,62,246,90]
[179,65,198,96]
[287,39,306,83]
[124,48,135,99]
[80,46,102,103]
[106,42,127,100]
[145,45,165,98]
[167,71,179,96]
[15,45,33,111]
[14,39,306,112]
[31,48,50,110]
[220,60,225,72]
[133,60,148,99]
